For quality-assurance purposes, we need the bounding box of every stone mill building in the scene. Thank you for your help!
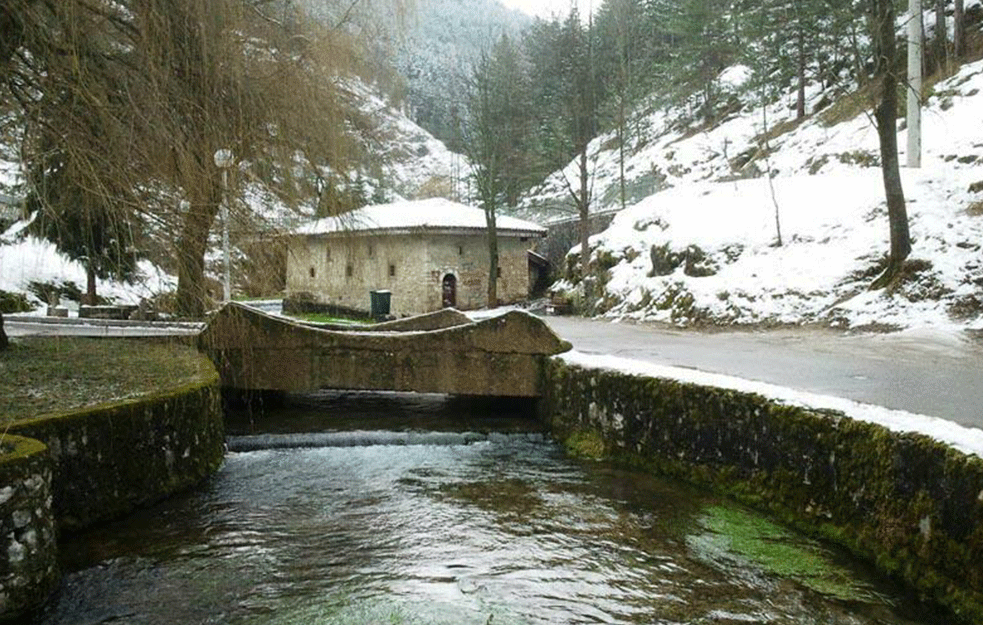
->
[285,198,547,316]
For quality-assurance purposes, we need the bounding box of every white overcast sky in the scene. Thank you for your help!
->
[497,0,595,20]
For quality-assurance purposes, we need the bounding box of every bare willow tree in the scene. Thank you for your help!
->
[3,0,356,318]
[122,0,353,316]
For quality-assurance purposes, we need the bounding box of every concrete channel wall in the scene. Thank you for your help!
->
[539,358,983,623]
[0,355,225,622]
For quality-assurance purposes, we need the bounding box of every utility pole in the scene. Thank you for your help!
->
[214,149,235,302]
[907,0,923,168]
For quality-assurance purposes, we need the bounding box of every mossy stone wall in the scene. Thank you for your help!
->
[7,357,225,532]
[540,359,983,623]
[0,435,57,623]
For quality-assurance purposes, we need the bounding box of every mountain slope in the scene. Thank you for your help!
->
[536,46,983,331]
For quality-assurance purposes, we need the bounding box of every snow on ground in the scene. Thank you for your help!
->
[539,55,983,332]
[0,231,175,310]
[560,350,983,458]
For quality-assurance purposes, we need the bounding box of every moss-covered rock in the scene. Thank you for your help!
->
[539,359,983,623]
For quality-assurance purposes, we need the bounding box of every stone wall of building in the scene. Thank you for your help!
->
[286,232,535,315]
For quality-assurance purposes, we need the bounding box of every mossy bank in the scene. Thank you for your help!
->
[539,358,983,623]
[0,338,224,623]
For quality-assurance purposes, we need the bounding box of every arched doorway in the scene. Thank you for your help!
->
[441,274,457,308]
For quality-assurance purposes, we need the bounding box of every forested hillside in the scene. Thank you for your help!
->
[455,0,983,330]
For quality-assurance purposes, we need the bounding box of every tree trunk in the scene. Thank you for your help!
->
[796,21,807,119]
[935,0,947,69]
[618,96,627,210]
[175,184,222,318]
[485,208,498,308]
[954,0,965,57]
[578,146,591,307]
[85,262,98,306]
[871,0,912,289]
[0,312,8,351]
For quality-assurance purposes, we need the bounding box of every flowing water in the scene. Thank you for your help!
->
[38,392,941,625]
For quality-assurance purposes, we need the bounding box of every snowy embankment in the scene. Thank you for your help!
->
[538,55,983,332]
[0,224,175,311]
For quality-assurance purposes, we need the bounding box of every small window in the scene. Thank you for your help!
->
[458,246,463,255]
[389,264,396,277]
[496,266,502,279]
[346,264,353,278]
[367,243,374,257]
[325,246,331,262]
[520,237,529,242]
[309,267,316,278]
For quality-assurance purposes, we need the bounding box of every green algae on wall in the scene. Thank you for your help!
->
[539,359,983,623]
[0,435,57,623]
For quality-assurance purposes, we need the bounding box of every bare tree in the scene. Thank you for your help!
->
[869,0,912,289]
[463,52,505,307]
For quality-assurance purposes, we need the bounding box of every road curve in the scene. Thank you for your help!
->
[539,315,983,430]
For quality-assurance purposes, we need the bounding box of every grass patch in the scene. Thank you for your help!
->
[0,337,212,422]
[285,312,371,325]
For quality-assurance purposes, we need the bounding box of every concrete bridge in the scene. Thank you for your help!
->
[198,303,571,397]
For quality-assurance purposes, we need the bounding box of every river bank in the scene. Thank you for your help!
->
[0,336,224,622]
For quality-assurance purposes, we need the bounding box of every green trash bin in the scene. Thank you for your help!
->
[370,290,391,319]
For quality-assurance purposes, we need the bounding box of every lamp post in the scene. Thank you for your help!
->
[213,149,235,302]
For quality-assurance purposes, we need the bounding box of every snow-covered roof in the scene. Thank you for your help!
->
[296,198,547,238]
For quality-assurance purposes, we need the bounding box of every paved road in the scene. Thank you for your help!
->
[540,315,983,429]
[4,317,202,338]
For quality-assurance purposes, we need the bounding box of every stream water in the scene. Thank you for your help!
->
[37,392,942,625]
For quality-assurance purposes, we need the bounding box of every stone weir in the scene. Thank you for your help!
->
[198,303,571,397]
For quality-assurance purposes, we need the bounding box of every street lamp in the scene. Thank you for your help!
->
[213,149,235,303]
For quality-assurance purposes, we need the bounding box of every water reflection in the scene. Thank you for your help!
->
[40,392,938,625]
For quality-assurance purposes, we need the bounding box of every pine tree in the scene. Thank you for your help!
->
[27,150,142,305]
[666,0,737,124]
[461,36,529,307]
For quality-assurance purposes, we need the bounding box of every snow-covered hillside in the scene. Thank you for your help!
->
[541,50,983,332]
[340,79,467,200]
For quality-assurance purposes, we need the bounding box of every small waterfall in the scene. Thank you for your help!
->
[227,431,546,451]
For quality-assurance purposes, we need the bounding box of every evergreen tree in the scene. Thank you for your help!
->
[27,152,142,305]
[461,37,530,306]
[666,0,738,124]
